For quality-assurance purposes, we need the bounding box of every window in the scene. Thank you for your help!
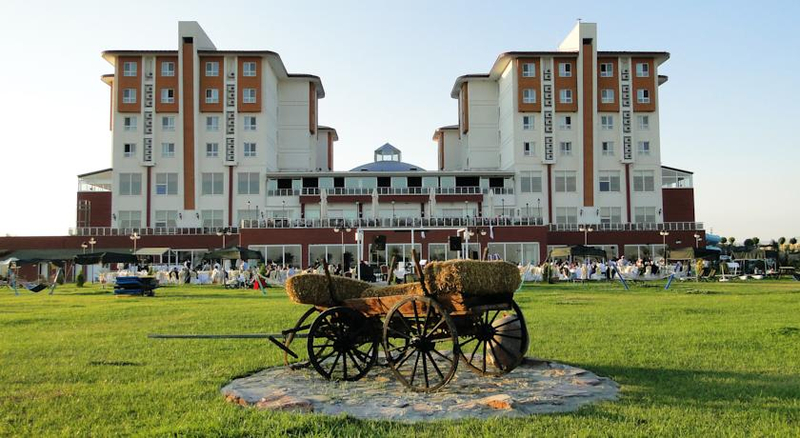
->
[154,210,178,228]
[123,62,137,77]
[559,141,572,156]
[206,116,219,131]
[238,172,260,195]
[601,115,614,130]
[123,117,137,131]
[520,171,542,193]
[118,210,142,228]
[601,89,615,104]
[638,141,651,155]
[206,143,219,157]
[637,89,650,103]
[559,89,573,104]
[160,88,174,104]
[201,210,224,228]
[244,142,257,157]
[522,62,536,77]
[123,143,136,158]
[201,173,224,195]
[636,62,650,77]
[205,88,219,104]
[122,89,136,104]
[599,171,621,192]
[244,116,257,131]
[637,115,650,130]
[155,173,178,195]
[600,62,613,77]
[523,142,534,156]
[633,170,655,192]
[162,116,175,131]
[558,62,572,77]
[634,207,657,223]
[522,115,534,130]
[554,171,577,192]
[555,207,578,224]
[599,207,622,224]
[119,173,142,195]
[161,61,175,77]
[205,61,219,77]
[242,88,257,104]
[243,61,257,77]
[601,141,614,156]
[559,116,572,130]
[161,142,175,158]
[522,88,536,104]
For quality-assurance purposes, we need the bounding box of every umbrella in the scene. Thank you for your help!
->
[372,189,380,219]
[428,188,436,218]
[74,252,138,265]
[320,188,328,219]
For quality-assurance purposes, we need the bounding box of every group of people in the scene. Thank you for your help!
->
[519,256,698,282]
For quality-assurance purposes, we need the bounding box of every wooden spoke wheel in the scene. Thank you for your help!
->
[458,300,529,376]
[383,296,458,392]
[307,307,378,382]
[283,307,319,368]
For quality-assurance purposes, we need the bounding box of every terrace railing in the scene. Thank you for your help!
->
[547,222,704,232]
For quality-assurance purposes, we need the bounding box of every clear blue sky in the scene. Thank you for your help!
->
[1,0,798,241]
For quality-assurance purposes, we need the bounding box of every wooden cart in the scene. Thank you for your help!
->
[279,251,529,392]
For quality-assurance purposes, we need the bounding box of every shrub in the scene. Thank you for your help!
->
[76,272,85,287]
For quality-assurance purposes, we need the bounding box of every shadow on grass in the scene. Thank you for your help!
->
[587,364,800,410]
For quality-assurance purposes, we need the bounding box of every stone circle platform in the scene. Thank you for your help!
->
[221,357,618,422]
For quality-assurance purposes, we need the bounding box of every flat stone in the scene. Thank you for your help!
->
[220,356,619,422]
[255,395,314,413]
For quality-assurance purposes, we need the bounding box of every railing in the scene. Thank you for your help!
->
[71,221,703,235]
[289,187,496,196]
[240,216,545,229]
[71,227,239,237]
[547,222,704,232]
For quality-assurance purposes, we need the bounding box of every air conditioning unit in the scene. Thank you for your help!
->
[622,100,630,107]
[226,111,235,119]
[543,85,552,92]
[227,99,235,107]
[145,119,153,127]
[544,99,552,107]
[146,72,153,79]
[622,72,630,81]
[228,71,235,78]
[544,71,551,81]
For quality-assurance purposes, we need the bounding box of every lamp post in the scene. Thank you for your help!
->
[501,198,505,219]
[526,203,530,219]
[333,226,352,268]
[247,200,251,226]
[464,200,469,223]
[130,232,141,253]
[537,198,542,224]
[282,200,287,221]
[88,237,97,283]
[694,233,702,248]
[216,227,232,247]
[660,230,670,246]
[578,225,594,245]
[81,242,88,254]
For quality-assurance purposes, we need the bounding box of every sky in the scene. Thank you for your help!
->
[0,0,798,241]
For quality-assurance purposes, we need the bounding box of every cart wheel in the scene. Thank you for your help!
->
[307,306,378,381]
[459,300,529,376]
[283,307,320,368]
[383,296,458,392]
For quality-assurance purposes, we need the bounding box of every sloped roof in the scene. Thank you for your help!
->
[350,161,425,172]
[374,143,401,155]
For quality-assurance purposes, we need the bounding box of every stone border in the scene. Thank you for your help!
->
[221,358,618,422]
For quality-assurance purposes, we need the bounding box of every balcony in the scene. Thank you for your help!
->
[240,216,544,229]
[71,227,238,237]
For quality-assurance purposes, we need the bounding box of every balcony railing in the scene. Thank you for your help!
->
[240,216,544,229]
[547,222,704,232]
[71,221,703,236]
[71,227,239,237]
[285,187,501,196]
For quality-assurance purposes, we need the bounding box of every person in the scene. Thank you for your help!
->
[241,259,249,272]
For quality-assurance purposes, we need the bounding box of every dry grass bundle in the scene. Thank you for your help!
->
[423,260,521,296]
[284,274,373,306]
[362,282,424,298]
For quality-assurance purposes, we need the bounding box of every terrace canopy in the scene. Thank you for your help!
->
[74,252,138,266]
[4,249,83,267]
[134,247,170,257]
[202,246,264,261]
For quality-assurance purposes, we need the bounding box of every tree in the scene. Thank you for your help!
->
[752,237,760,245]
[744,238,754,248]
[729,237,736,246]
[720,237,728,245]
[779,237,787,245]
[791,237,798,245]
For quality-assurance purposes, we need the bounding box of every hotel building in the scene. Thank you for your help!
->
[3,21,703,272]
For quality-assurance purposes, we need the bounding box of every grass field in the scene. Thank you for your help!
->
[1,279,799,437]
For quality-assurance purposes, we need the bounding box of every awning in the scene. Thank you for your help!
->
[134,247,170,256]
[74,252,138,265]
[202,246,264,261]
[6,249,83,266]
[668,247,695,260]
[549,245,607,259]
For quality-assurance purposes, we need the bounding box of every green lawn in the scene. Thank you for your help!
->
[1,280,799,437]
